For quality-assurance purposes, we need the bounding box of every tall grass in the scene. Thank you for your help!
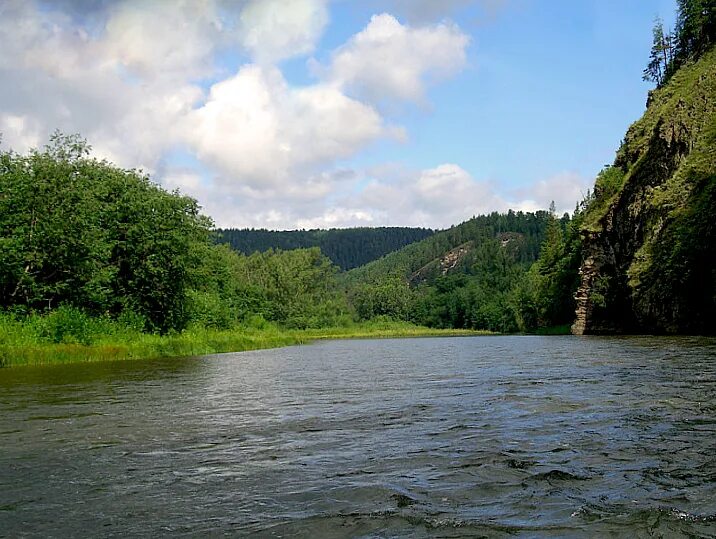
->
[0,310,488,368]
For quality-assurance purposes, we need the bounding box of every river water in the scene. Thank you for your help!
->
[1,336,715,537]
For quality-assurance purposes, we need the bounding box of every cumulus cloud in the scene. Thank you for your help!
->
[185,64,390,187]
[165,161,590,231]
[103,1,221,82]
[0,0,204,170]
[318,14,470,104]
[239,0,329,62]
[348,164,508,228]
[0,114,43,154]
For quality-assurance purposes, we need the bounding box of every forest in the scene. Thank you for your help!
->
[216,227,434,270]
[341,206,583,333]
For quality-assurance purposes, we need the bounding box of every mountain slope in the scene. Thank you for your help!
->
[573,47,716,334]
[345,211,550,285]
[342,211,555,332]
[215,227,434,271]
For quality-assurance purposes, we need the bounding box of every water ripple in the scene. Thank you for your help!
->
[1,335,715,537]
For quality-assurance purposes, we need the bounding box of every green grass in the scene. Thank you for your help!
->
[292,319,491,341]
[0,312,490,368]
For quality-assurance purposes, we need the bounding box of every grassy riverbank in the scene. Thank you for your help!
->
[0,312,488,368]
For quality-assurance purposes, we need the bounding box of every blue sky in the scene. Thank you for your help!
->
[0,0,678,229]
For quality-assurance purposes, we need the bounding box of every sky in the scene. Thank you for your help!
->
[0,0,678,229]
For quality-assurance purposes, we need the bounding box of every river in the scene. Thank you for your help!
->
[1,336,715,537]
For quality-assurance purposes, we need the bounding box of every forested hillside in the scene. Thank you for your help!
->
[342,208,585,333]
[216,227,434,270]
[345,211,550,283]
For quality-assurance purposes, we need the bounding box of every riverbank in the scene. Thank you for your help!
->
[0,315,488,368]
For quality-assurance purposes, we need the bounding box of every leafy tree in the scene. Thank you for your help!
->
[231,248,349,328]
[350,275,414,321]
[0,133,212,332]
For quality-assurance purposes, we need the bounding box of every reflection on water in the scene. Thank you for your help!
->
[1,336,715,537]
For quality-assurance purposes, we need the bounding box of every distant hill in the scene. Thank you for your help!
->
[344,211,551,286]
[215,227,435,270]
[340,211,556,332]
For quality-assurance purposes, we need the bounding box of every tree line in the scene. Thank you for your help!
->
[216,227,434,270]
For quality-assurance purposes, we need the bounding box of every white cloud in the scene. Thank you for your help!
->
[239,0,329,62]
[103,0,221,82]
[352,164,508,227]
[185,64,390,188]
[510,171,592,215]
[0,114,42,153]
[161,170,205,193]
[165,161,590,231]
[0,0,203,170]
[320,13,470,104]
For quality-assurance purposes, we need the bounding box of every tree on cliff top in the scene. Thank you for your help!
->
[644,17,674,86]
[649,0,716,86]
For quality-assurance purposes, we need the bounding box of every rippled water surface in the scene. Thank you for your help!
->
[2,336,716,537]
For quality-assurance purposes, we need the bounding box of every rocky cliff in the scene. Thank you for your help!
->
[573,47,716,335]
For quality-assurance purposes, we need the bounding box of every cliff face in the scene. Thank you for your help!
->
[573,48,716,335]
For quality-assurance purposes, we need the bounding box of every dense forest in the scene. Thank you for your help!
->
[342,203,585,333]
[216,227,434,270]
[0,134,351,335]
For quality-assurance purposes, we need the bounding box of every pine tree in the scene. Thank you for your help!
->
[643,17,674,86]
[675,0,716,60]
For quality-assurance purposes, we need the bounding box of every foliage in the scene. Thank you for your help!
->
[349,276,414,321]
[216,227,434,270]
[628,125,716,333]
[230,247,350,329]
[510,201,585,332]
[344,210,558,333]
[345,210,550,287]
[578,19,716,334]
[0,310,485,368]
[673,0,716,66]
[0,135,355,335]
[0,133,211,332]
[644,17,675,86]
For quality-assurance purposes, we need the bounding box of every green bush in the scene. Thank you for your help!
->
[37,305,95,345]
[186,289,235,330]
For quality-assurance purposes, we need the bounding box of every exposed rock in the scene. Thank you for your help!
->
[409,242,473,285]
